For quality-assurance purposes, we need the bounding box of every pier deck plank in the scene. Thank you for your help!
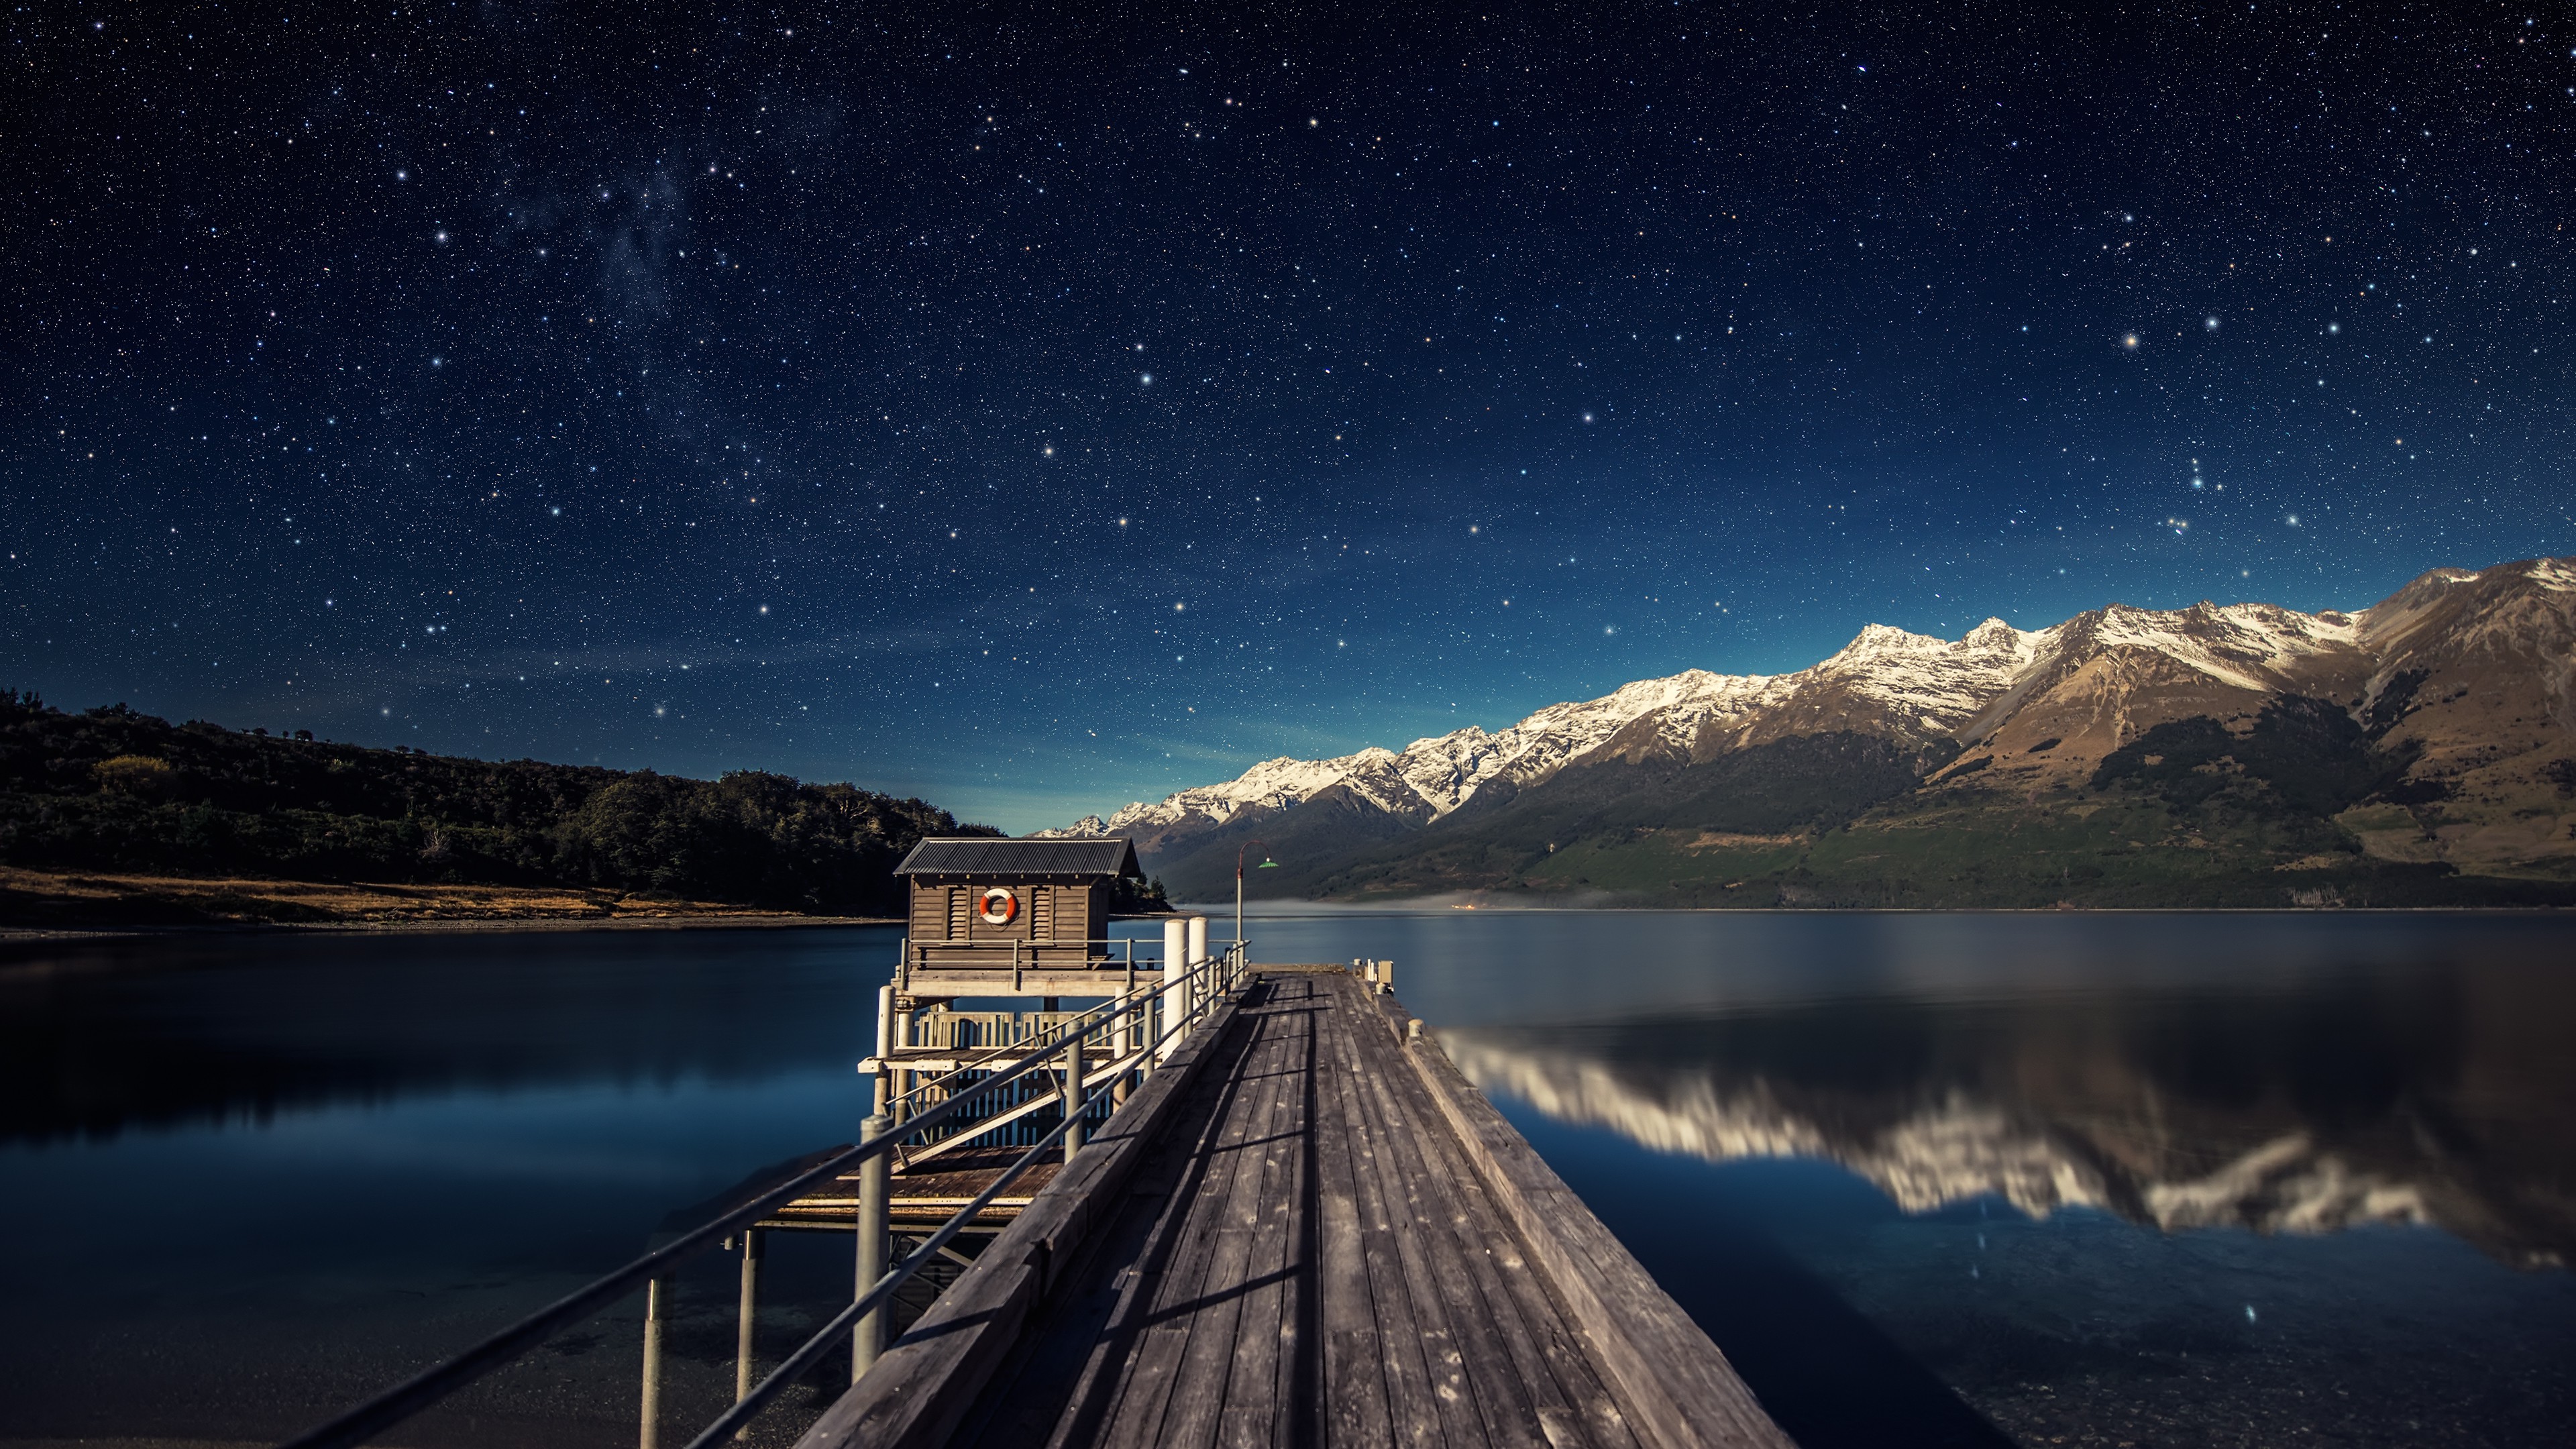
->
[801,967,1790,1449]
[939,971,1662,1449]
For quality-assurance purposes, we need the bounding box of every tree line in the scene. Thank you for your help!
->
[0,690,996,915]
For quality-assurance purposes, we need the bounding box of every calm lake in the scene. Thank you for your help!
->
[3,912,2571,1448]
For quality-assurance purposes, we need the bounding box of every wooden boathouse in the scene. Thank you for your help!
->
[893,836,1146,993]
[276,855,1790,1449]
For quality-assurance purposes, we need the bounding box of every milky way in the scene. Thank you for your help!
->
[8,3,2571,829]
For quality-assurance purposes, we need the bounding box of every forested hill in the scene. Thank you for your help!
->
[0,690,992,916]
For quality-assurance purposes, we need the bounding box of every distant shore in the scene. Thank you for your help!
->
[0,865,895,940]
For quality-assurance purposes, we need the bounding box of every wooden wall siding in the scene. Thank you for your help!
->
[910,887,948,941]
[907,877,1114,955]
[969,890,1029,943]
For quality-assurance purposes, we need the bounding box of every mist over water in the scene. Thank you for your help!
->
[2,913,2570,1446]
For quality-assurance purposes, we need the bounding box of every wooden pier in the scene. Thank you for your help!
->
[793,968,1791,1449]
[274,848,1791,1449]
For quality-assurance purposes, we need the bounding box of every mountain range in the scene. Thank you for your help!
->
[1042,555,2576,908]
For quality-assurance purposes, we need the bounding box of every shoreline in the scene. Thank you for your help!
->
[0,913,898,947]
[0,865,898,943]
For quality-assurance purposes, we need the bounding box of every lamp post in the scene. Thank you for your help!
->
[1234,839,1275,951]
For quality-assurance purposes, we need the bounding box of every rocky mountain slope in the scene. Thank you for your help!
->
[1046,557,2576,907]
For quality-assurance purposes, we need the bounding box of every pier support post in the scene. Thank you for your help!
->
[1159,919,1187,1063]
[734,1229,764,1406]
[853,1114,892,1382]
[1064,1026,1086,1161]
[639,1275,669,1449]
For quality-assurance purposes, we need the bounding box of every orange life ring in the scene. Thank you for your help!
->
[978,887,1018,925]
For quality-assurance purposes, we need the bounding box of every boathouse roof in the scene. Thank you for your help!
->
[894,836,1143,877]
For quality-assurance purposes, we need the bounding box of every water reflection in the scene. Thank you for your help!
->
[1442,957,2576,1267]
[0,927,899,1143]
[4,912,2571,1447]
[1241,910,2576,1448]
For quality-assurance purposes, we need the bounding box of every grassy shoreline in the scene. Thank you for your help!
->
[0,865,896,937]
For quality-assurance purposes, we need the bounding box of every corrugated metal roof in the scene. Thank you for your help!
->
[894,837,1142,877]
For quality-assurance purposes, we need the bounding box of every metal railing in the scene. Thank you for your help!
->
[274,942,1251,1449]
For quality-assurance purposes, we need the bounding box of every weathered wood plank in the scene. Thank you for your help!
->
[1337,975,1559,1449]
[1354,980,1640,1449]
[1012,1010,1277,1449]
[1246,979,1319,1449]
[1316,976,1453,1449]
[1396,1011,1798,1449]
[1157,979,1303,1449]
[789,995,1244,1449]
[1349,1012,1571,1449]
[996,1018,1265,1449]
[1086,991,1281,1449]
[1309,977,1397,1449]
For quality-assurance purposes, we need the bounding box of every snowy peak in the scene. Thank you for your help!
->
[2051,599,2363,692]
[1790,616,2043,734]
[1042,559,2576,847]
[1034,665,1784,842]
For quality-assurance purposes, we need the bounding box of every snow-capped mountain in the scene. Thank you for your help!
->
[1044,557,2576,905]
[1038,667,1790,852]
[1047,592,2375,839]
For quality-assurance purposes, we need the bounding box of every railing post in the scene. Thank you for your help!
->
[1186,914,1210,1022]
[853,1116,892,1382]
[639,1275,669,1449]
[1063,1026,1086,1161]
[872,985,895,1117]
[1159,918,1187,1063]
[1107,994,1132,1108]
[735,1229,764,1407]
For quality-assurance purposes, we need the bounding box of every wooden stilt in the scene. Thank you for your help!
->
[734,1230,763,1406]
[638,1275,668,1449]
[853,1114,892,1383]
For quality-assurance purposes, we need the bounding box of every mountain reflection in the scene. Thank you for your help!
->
[1443,967,2576,1267]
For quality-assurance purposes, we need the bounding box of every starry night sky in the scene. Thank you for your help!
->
[9,3,2573,831]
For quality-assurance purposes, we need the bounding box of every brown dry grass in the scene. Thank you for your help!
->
[0,865,878,932]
